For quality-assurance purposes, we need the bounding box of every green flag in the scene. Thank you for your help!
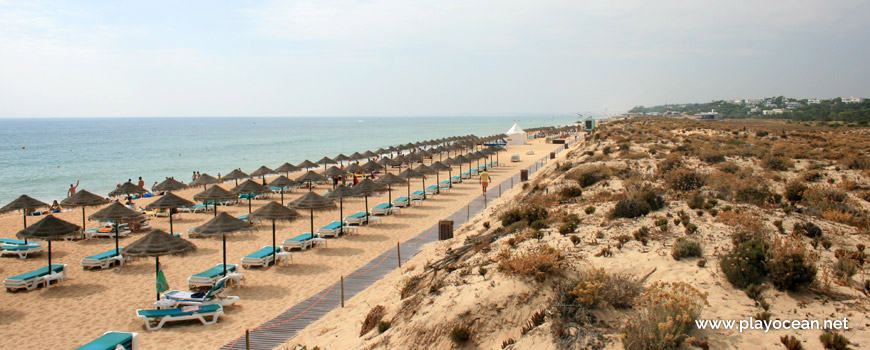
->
[156,263,169,294]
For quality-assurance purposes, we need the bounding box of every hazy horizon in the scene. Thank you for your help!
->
[2,1,869,118]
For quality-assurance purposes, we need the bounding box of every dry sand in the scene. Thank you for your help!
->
[0,137,568,349]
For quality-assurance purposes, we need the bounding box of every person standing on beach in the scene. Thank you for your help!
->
[137,176,145,188]
[192,171,198,181]
[67,180,80,197]
[479,170,490,193]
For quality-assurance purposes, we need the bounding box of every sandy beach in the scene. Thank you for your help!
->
[0,137,568,349]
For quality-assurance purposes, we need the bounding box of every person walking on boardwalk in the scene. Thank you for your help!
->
[479,170,490,193]
[67,180,80,197]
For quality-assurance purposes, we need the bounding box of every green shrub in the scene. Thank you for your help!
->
[720,239,769,288]
[565,214,580,223]
[530,220,548,230]
[685,223,698,234]
[636,189,665,211]
[633,226,650,241]
[559,185,583,198]
[701,152,726,164]
[500,207,523,227]
[763,155,792,171]
[570,235,581,245]
[377,321,391,333]
[784,181,808,202]
[768,239,817,291]
[655,217,669,228]
[559,221,577,235]
[664,169,705,192]
[478,266,488,277]
[570,268,643,309]
[610,199,651,219]
[584,206,596,214]
[672,237,703,260]
[567,165,609,188]
[780,335,803,350]
[450,325,471,344]
[819,331,850,350]
[687,193,706,209]
[735,185,772,205]
[793,222,823,239]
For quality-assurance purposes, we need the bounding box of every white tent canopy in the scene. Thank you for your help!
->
[505,123,527,145]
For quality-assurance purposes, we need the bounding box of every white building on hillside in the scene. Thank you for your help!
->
[842,96,864,103]
[808,98,822,105]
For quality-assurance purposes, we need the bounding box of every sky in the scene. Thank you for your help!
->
[1,0,869,118]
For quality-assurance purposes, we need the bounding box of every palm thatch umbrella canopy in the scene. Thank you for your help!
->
[123,229,196,301]
[398,168,424,202]
[334,154,351,166]
[345,163,364,174]
[16,215,80,278]
[322,166,347,177]
[222,169,249,186]
[316,156,336,169]
[430,161,452,188]
[391,154,409,166]
[145,193,195,234]
[89,202,144,256]
[153,177,188,193]
[352,179,384,218]
[375,172,407,204]
[192,212,254,275]
[296,170,327,191]
[61,190,109,238]
[189,173,220,189]
[289,192,335,239]
[250,166,276,182]
[414,164,438,198]
[452,154,470,174]
[297,159,318,171]
[362,150,378,159]
[268,176,301,205]
[405,152,423,164]
[325,186,356,236]
[1,195,49,243]
[108,182,148,198]
[249,201,299,263]
[348,152,365,161]
[232,179,270,214]
[193,185,236,217]
[374,148,388,156]
[367,159,388,173]
[275,162,301,175]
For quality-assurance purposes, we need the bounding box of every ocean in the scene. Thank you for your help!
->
[0,116,576,204]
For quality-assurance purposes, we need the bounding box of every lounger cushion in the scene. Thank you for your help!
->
[191,265,236,278]
[75,332,134,350]
[7,264,65,281]
[137,304,221,318]
[245,247,280,259]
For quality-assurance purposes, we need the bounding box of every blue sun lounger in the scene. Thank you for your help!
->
[317,221,356,237]
[425,185,439,195]
[187,264,237,289]
[281,233,319,250]
[392,196,410,208]
[439,180,452,191]
[410,190,425,201]
[451,175,462,183]
[136,304,224,331]
[461,171,471,179]
[75,331,139,350]
[4,264,67,291]
[81,248,130,270]
[162,277,239,308]
[370,202,394,216]
[344,211,369,226]
[1,244,44,259]
[240,246,284,268]
[0,238,30,245]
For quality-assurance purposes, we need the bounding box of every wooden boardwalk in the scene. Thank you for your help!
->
[219,141,573,349]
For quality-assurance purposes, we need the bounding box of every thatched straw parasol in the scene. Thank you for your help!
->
[275,162,301,175]
[352,179,384,218]
[375,172,407,204]
[2,195,49,243]
[222,169,249,186]
[61,190,109,239]
[231,179,270,214]
[193,185,236,217]
[296,170,327,191]
[191,212,254,275]
[362,150,378,159]
[289,192,335,240]
[322,166,347,189]
[268,176,301,205]
[398,168,424,203]
[415,164,437,199]
[430,161,452,188]
[16,215,80,279]
[325,186,356,236]
[345,163,364,174]
[123,229,196,300]
[249,202,299,263]
[348,152,365,161]
[316,156,336,169]
[153,177,188,193]
[250,166,276,183]
[89,202,144,256]
[334,154,351,167]
[108,181,148,198]
[145,192,195,234]
[189,173,220,189]
[297,159,318,171]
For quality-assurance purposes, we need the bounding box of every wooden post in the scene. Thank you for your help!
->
[397,242,402,268]
[245,329,250,350]
[466,204,470,221]
[498,183,501,197]
[341,276,345,308]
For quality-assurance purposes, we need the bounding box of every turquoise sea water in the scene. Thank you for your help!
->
[0,116,574,204]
